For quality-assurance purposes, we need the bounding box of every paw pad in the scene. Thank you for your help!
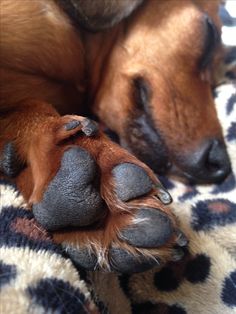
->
[112,163,153,201]
[33,147,105,230]
[64,245,98,270]
[109,247,158,273]
[120,208,173,248]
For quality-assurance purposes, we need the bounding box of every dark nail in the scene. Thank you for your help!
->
[176,231,188,247]
[156,187,172,205]
[82,119,98,136]
[171,248,185,261]
[64,120,81,131]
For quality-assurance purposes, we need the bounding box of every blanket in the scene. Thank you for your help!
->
[0,83,236,314]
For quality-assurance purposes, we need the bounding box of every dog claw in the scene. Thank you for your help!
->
[155,187,172,205]
[176,230,188,247]
[64,120,81,131]
[81,119,98,136]
[64,118,98,136]
[171,248,185,261]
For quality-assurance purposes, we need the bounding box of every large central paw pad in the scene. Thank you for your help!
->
[33,147,105,230]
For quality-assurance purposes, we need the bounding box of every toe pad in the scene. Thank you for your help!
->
[112,163,153,202]
[109,247,159,273]
[64,245,98,271]
[120,208,173,248]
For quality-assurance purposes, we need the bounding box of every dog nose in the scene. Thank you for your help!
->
[184,139,231,183]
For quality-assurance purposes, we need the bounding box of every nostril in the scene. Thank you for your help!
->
[206,140,224,171]
[207,139,227,164]
[201,139,231,182]
[181,139,231,184]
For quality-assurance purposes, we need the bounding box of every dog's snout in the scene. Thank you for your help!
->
[183,139,231,184]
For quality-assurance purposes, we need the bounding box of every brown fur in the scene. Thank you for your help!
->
[91,0,224,159]
[0,0,226,268]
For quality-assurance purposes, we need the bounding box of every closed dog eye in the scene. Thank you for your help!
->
[132,76,151,113]
[199,14,221,70]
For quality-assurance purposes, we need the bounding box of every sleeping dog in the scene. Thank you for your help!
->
[0,0,232,273]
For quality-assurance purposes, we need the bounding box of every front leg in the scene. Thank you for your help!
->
[0,99,187,273]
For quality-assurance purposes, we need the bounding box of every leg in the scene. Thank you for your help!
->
[0,99,187,273]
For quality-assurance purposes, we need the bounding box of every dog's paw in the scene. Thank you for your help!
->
[20,116,188,273]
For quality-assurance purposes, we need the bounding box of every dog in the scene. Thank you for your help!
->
[0,0,233,273]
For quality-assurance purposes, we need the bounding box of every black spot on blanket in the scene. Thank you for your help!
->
[178,186,199,202]
[0,261,17,290]
[184,254,211,283]
[211,173,236,194]
[226,122,236,141]
[118,274,132,298]
[226,93,236,115]
[154,267,180,291]
[0,207,61,254]
[132,302,187,314]
[191,199,236,231]
[168,305,187,314]
[27,278,90,314]
[221,270,236,307]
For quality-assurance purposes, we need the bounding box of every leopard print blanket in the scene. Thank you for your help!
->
[0,83,236,314]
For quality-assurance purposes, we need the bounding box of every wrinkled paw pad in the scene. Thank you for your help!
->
[65,244,158,273]
[109,247,158,273]
[65,208,187,273]
[112,163,153,201]
[0,142,24,177]
[33,147,105,230]
[64,246,98,271]
[112,162,172,205]
[119,208,173,248]
[117,208,187,267]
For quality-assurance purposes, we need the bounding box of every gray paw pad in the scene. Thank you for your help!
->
[109,247,159,273]
[64,245,98,270]
[120,208,173,247]
[112,163,153,201]
[33,147,105,230]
